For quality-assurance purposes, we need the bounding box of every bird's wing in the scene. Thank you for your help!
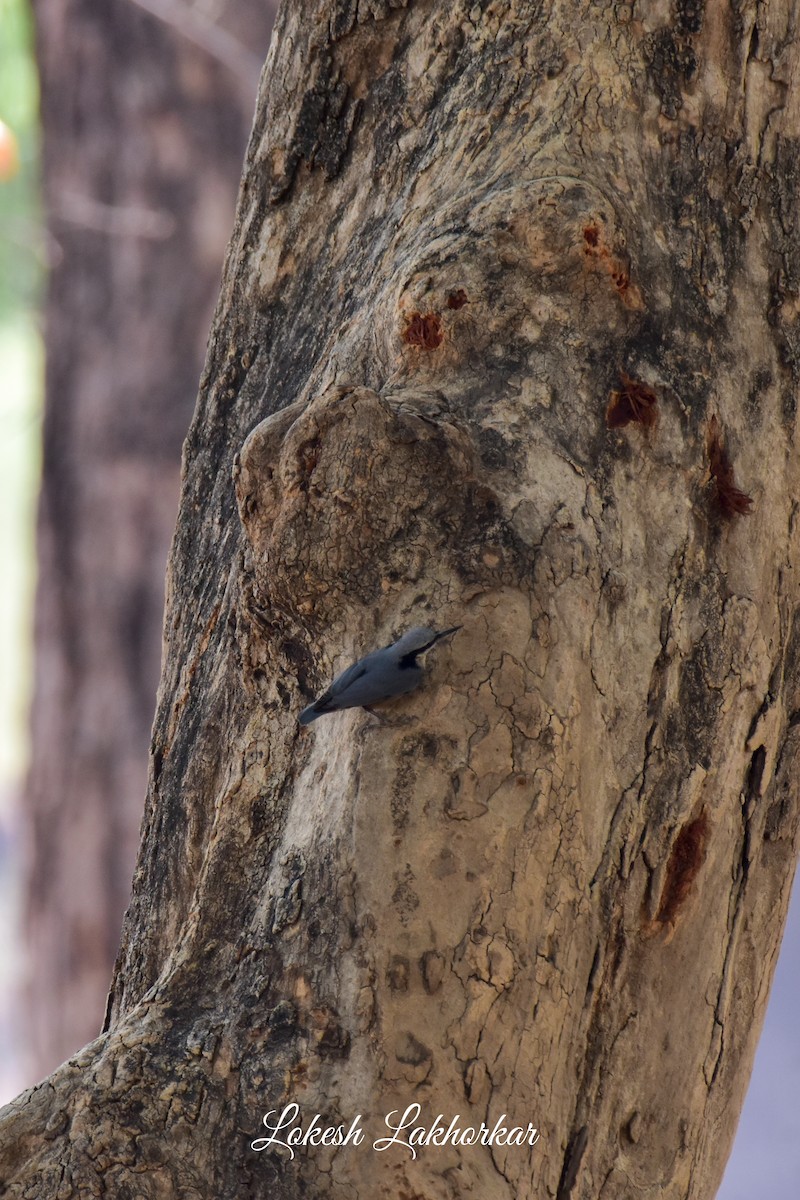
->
[311,659,370,712]
[329,659,370,697]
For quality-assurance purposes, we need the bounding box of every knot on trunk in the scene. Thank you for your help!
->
[234,385,524,629]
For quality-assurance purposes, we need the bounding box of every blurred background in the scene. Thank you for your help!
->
[0,0,276,1091]
[0,0,796,1193]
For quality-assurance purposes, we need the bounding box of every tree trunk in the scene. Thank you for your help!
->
[23,0,274,1080]
[4,1,800,1197]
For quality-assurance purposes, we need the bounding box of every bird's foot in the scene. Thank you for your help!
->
[361,707,416,729]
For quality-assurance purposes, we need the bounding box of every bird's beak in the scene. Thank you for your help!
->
[435,625,462,641]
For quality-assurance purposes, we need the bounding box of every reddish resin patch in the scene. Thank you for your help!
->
[606,370,659,429]
[402,311,444,350]
[707,415,753,517]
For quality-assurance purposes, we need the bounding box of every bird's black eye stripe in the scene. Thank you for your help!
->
[398,651,422,669]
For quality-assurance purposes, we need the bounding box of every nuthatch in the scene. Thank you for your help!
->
[299,626,461,725]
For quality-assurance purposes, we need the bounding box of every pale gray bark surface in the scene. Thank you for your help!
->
[4,1,800,1198]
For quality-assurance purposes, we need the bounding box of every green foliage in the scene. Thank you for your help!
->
[0,0,42,319]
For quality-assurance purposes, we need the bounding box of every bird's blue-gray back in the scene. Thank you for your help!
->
[298,625,460,724]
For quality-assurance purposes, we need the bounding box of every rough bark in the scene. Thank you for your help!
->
[23,0,274,1080]
[4,1,800,1198]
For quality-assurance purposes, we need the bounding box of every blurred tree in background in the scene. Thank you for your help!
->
[22,0,275,1082]
[0,0,43,1103]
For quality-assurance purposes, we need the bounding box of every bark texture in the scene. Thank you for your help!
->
[4,1,800,1198]
[24,0,274,1079]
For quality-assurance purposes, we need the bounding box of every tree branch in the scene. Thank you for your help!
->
[128,0,263,89]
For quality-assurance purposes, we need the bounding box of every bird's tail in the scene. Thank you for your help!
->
[299,702,323,725]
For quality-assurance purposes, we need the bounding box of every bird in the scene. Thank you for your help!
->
[299,625,462,725]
